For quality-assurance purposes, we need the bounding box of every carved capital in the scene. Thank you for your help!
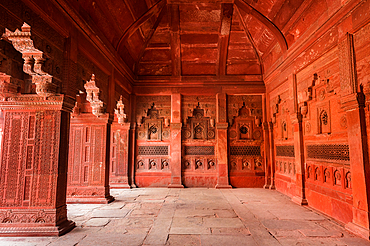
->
[114,95,127,124]
[2,23,56,97]
[216,122,229,129]
[84,74,105,117]
[170,123,182,129]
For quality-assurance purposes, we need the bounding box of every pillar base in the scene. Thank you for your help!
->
[269,185,276,190]
[215,184,232,189]
[292,196,308,206]
[168,184,184,188]
[110,184,131,189]
[0,219,75,237]
[346,222,370,240]
[67,195,114,204]
[263,184,269,189]
[130,184,137,188]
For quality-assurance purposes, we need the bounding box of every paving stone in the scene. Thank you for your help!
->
[174,209,215,218]
[83,218,110,227]
[203,218,244,228]
[171,217,203,228]
[166,234,201,246]
[213,209,238,218]
[270,229,304,238]
[91,208,130,218]
[77,232,147,246]
[129,209,159,217]
[200,235,258,246]
[261,218,319,230]
[210,227,251,235]
[170,227,211,234]
[299,229,344,238]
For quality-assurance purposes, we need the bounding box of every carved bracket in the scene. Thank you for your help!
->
[2,23,56,97]
[114,95,127,124]
[84,74,104,117]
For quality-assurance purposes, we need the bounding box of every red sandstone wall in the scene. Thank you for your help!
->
[265,0,370,227]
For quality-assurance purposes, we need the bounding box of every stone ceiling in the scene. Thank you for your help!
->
[69,0,309,81]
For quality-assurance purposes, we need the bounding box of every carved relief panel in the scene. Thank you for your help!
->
[135,96,171,187]
[67,75,113,204]
[110,96,130,189]
[181,96,217,187]
[228,95,264,187]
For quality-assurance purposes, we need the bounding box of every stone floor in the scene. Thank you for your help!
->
[1,188,370,246]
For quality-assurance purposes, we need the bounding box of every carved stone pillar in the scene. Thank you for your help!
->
[268,122,275,189]
[129,95,137,188]
[291,73,308,205]
[290,112,308,205]
[339,34,370,239]
[110,96,130,189]
[0,23,75,236]
[263,122,271,189]
[0,95,75,236]
[67,75,113,204]
[168,93,183,188]
[215,93,231,189]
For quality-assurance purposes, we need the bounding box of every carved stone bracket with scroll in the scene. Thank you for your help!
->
[2,23,57,97]
[84,74,105,117]
[114,95,127,124]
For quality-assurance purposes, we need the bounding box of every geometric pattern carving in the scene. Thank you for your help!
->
[138,146,168,156]
[276,145,295,157]
[184,146,215,155]
[306,144,350,161]
[230,146,261,156]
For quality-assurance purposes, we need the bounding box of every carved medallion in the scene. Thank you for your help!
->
[162,130,170,139]
[229,130,237,139]
[253,130,261,140]
[340,115,347,129]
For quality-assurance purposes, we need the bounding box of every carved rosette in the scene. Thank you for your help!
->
[2,23,57,97]
[114,95,127,124]
[84,74,104,117]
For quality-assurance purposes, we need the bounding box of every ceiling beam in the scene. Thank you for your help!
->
[135,6,167,76]
[235,0,288,52]
[217,3,233,76]
[116,0,166,52]
[234,6,263,74]
[169,4,181,77]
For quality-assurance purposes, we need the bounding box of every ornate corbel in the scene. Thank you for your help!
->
[2,23,56,97]
[84,74,104,117]
[114,95,127,124]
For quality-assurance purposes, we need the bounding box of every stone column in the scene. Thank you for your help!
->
[338,34,370,239]
[0,95,75,236]
[110,96,130,189]
[110,122,131,189]
[215,93,231,189]
[129,95,137,188]
[290,112,308,205]
[67,113,114,204]
[268,122,276,189]
[262,94,271,189]
[290,74,308,205]
[263,122,271,189]
[168,93,183,188]
[67,75,114,204]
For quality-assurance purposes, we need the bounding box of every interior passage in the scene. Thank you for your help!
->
[1,188,369,246]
